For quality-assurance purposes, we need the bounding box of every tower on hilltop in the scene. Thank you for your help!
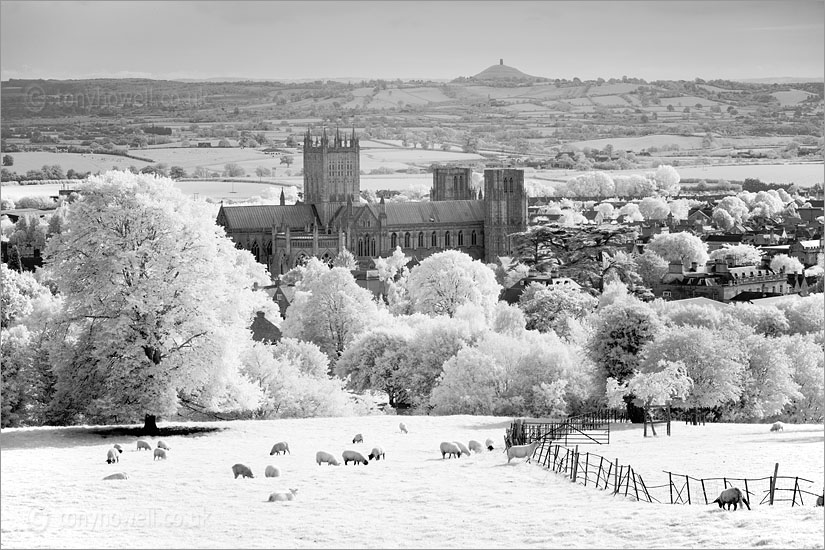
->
[303,127,360,204]
[483,168,527,263]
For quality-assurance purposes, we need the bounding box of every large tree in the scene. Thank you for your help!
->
[645,231,708,268]
[43,172,274,432]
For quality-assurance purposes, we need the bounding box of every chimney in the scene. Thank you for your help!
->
[689,262,698,272]
[500,58,503,65]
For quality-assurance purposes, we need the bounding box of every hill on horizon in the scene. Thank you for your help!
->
[471,59,539,81]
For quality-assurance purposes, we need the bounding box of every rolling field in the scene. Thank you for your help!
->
[3,152,152,174]
[1,416,822,549]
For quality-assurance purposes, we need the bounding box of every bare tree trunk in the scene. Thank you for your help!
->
[142,414,159,435]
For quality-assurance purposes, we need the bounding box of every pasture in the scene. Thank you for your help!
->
[3,152,152,174]
[1,415,822,549]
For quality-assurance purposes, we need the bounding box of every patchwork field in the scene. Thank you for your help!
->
[1,416,822,549]
[3,152,152,174]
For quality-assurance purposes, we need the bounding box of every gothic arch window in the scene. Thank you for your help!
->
[295,254,308,267]
[445,231,451,247]
[457,230,464,247]
[265,241,272,257]
[321,252,332,266]
[357,237,364,257]
[404,232,411,248]
[431,231,437,248]
[370,237,376,257]
[471,230,477,246]
[454,175,458,188]
[251,241,260,262]
[391,232,398,249]
[418,232,424,248]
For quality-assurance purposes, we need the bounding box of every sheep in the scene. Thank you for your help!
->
[264,465,281,478]
[102,472,129,481]
[153,448,167,461]
[268,488,298,502]
[439,441,462,459]
[770,421,784,432]
[231,463,254,479]
[399,422,408,434]
[157,441,171,451]
[106,448,119,464]
[468,440,483,453]
[352,433,364,444]
[506,440,541,464]
[113,444,123,453]
[269,441,291,455]
[453,441,471,455]
[136,440,152,451]
[342,450,369,465]
[316,451,340,466]
[485,438,495,451]
[816,494,823,507]
[712,487,750,510]
[368,446,385,461]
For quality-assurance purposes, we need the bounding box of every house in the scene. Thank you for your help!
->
[499,271,576,304]
[653,259,789,303]
[249,311,282,344]
[789,239,823,266]
[703,234,744,252]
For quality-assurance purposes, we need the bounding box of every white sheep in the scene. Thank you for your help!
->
[106,448,119,464]
[268,488,298,502]
[270,441,291,455]
[506,440,540,464]
[453,441,471,455]
[342,450,369,465]
[265,465,281,478]
[399,422,408,434]
[136,440,152,451]
[368,446,385,461]
[439,441,462,459]
[153,448,167,461]
[231,463,254,478]
[102,472,129,481]
[352,433,364,444]
[316,451,340,466]
[712,487,751,510]
[770,421,784,432]
[157,441,171,450]
[468,440,483,453]
[485,438,495,451]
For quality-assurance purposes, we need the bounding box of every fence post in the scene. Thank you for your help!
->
[701,479,708,504]
[668,471,674,504]
[744,479,750,507]
[666,404,671,436]
[792,478,800,507]
[770,463,779,505]
[572,446,579,482]
[723,477,728,489]
[625,467,631,497]
[615,460,620,494]
[685,475,691,505]
[632,469,640,501]
[597,457,604,490]
[584,452,589,487]
[639,475,652,503]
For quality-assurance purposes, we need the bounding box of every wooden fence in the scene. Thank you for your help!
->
[506,409,628,447]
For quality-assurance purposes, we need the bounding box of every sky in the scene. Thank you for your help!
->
[1,1,823,82]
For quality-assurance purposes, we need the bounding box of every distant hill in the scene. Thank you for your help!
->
[470,59,539,81]
[737,77,823,84]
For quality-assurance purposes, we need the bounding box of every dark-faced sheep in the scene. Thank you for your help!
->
[136,440,152,451]
[712,487,750,510]
[153,448,167,461]
[265,465,281,478]
[157,441,171,451]
[368,446,385,461]
[113,444,123,453]
[106,448,119,464]
[268,488,298,502]
[399,422,408,434]
[352,433,364,444]
[231,463,254,479]
[770,422,784,432]
[439,441,462,459]
[342,450,368,465]
[468,440,483,453]
[316,451,340,466]
[506,441,540,464]
[485,438,495,451]
[103,472,129,481]
[269,441,291,455]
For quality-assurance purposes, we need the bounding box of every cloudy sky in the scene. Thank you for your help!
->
[1,1,822,82]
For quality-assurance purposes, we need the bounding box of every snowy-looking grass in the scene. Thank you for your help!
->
[1,415,822,549]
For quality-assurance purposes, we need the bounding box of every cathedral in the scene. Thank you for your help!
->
[216,128,528,276]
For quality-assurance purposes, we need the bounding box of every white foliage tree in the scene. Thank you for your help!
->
[770,254,804,274]
[708,243,763,267]
[646,232,709,268]
[638,196,670,220]
[654,165,681,196]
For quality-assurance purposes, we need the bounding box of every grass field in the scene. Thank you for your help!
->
[1,416,822,549]
[4,152,152,174]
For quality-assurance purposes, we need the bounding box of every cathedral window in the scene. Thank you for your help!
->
[471,230,477,245]
[391,233,398,249]
[457,231,463,247]
[431,231,437,248]
[370,237,376,256]
[445,231,451,247]
[251,241,260,262]
[418,232,424,248]
[404,232,411,248]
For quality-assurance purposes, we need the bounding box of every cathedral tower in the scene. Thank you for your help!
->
[483,168,527,263]
[303,127,360,204]
[431,167,476,201]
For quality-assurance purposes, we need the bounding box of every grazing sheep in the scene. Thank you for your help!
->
[712,487,750,511]
[468,440,483,453]
[136,440,152,451]
[485,438,495,451]
[368,446,385,461]
[103,472,129,481]
[439,441,462,459]
[157,441,171,450]
[231,463,254,479]
[113,444,123,453]
[268,488,298,502]
[399,422,408,434]
[453,441,471,455]
[342,450,369,465]
[264,465,281,478]
[352,433,364,444]
[316,451,340,466]
[770,421,784,432]
[506,440,540,464]
[269,441,291,455]
[153,448,167,461]
[106,448,119,464]
[816,494,823,507]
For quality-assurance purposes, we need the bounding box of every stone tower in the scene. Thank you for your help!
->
[303,127,360,204]
[431,167,476,201]
[483,168,527,263]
